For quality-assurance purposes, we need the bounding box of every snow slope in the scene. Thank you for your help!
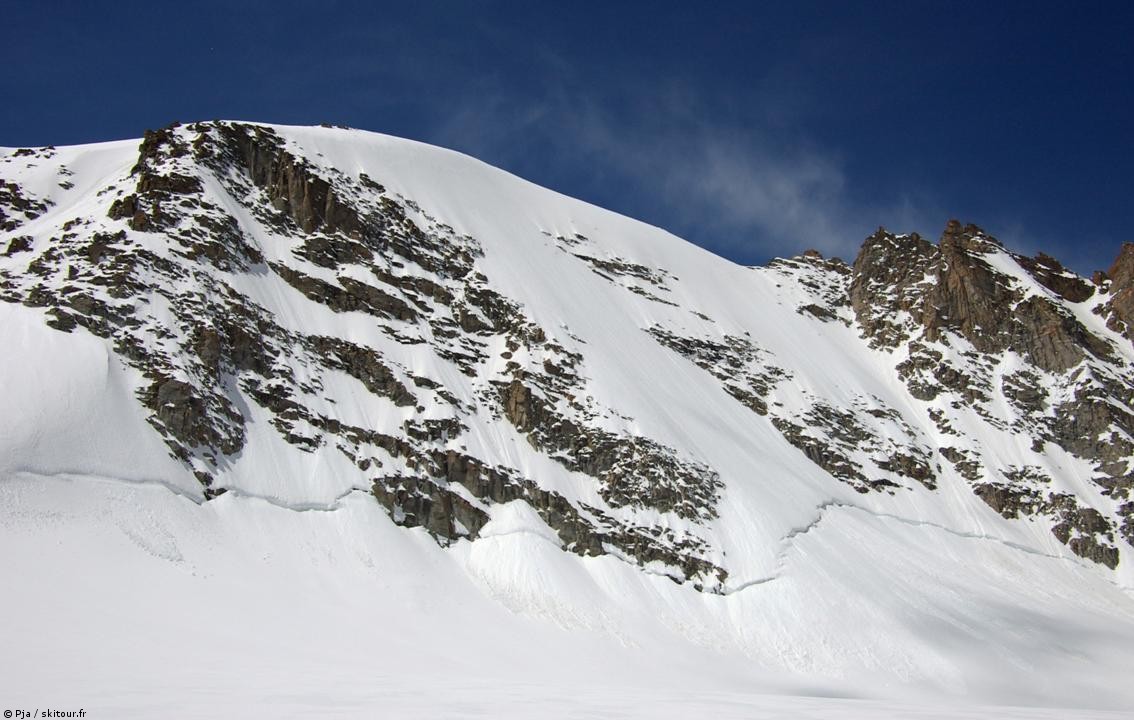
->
[1,123,1133,717]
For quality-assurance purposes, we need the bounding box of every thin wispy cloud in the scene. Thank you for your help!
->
[429,76,945,265]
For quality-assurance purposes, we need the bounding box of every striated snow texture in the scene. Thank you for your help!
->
[2,122,1134,718]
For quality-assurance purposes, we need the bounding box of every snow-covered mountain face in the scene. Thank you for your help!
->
[3,122,1134,715]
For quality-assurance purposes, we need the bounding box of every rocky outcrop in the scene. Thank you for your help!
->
[309,336,417,406]
[496,375,723,522]
[208,123,364,237]
[771,400,935,494]
[852,221,1112,374]
[646,326,788,416]
[371,447,726,586]
[1015,251,1094,303]
[648,321,935,495]
[973,481,1120,568]
[849,228,937,348]
[845,220,1133,567]
[1098,243,1134,341]
[0,180,51,231]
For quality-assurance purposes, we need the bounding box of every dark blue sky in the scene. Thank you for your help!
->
[5,1,1132,273]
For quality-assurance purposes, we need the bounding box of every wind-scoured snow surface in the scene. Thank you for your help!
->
[2,123,1133,718]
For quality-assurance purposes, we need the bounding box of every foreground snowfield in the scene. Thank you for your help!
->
[3,474,1132,719]
[2,125,1134,718]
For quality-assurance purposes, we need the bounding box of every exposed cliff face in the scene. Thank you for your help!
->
[846,220,1134,567]
[1098,242,1134,342]
[849,227,938,349]
[2,120,1133,593]
[851,221,1111,373]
